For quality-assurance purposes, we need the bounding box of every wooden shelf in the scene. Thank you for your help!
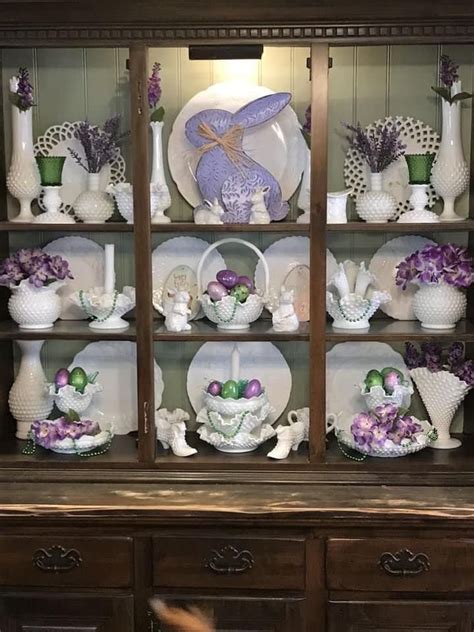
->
[151,222,309,233]
[154,319,310,341]
[327,220,474,232]
[326,319,474,342]
[0,221,133,232]
[0,320,137,341]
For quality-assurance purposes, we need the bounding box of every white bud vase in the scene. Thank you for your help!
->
[412,282,466,330]
[150,121,171,224]
[410,367,470,449]
[431,82,469,222]
[73,172,114,223]
[7,107,41,223]
[356,172,397,223]
[8,340,54,439]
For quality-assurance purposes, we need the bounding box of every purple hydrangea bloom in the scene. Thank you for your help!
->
[421,342,442,372]
[404,342,424,369]
[344,120,406,173]
[0,248,73,288]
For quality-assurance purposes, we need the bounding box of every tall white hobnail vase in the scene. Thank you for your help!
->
[74,172,114,223]
[431,82,469,222]
[7,107,40,223]
[296,146,311,223]
[412,282,466,330]
[356,172,397,223]
[150,121,171,224]
[8,340,54,439]
[8,280,63,329]
[410,367,470,449]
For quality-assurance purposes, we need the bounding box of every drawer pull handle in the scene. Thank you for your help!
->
[379,549,430,577]
[205,545,255,575]
[33,545,83,573]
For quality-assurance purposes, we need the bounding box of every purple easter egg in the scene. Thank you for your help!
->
[207,380,222,396]
[243,378,262,399]
[237,275,253,291]
[384,371,402,394]
[54,368,70,390]
[207,281,228,301]
[216,269,238,289]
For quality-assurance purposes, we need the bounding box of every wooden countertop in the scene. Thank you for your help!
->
[1,482,474,527]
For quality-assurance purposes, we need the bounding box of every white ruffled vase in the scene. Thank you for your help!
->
[8,279,63,329]
[412,282,466,330]
[410,367,470,449]
[431,82,469,222]
[73,172,114,223]
[356,172,397,223]
[150,121,171,223]
[7,106,40,223]
[8,340,54,439]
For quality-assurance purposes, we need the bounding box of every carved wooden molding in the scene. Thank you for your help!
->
[378,549,431,577]
[205,544,255,574]
[0,21,474,44]
[32,545,83,573]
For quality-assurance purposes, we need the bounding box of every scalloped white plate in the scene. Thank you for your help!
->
[44,236,104,320]
[71,341,163,435]
[168,81,307,208]
[34,121,126,212]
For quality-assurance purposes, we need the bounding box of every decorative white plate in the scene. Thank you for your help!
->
[368,235,437,320]
[34,121,126,212]
[44,236,104,320]
[168,81,307,207]
[187,341,292,424]
[344,116,440,217]
[326,341,412,424]
[152,236,226,320]
[71,341,164,435]
[254,237,338,322]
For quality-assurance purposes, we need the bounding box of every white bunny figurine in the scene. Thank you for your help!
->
[156,408,197,457]
[270,286,300,332]
[157,289,192,332]
[249,186,271,224]
[194,198,225,224]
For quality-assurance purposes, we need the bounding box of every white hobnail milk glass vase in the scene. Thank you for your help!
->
[150,121,171,223]
[410,367,470,449]
[7,106,40,223]
[431,81,469,222]
[8,340,54,439]
[412,282,466,330]
[356,172,397,223]
[8,280,63,329]
[74,172,114,223]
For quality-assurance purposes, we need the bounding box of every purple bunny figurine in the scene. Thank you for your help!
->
[185,92,292,224]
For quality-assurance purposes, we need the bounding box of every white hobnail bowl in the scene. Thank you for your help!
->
[204,391,267,416]
[200,293,264,330]
[360,383,413,412]
[197,422,275,453]
[107,183,163,223]
[50,382,103,415]
[412,282,466,330]
[8,280,63,329]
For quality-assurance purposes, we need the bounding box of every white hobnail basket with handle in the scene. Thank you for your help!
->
[197,237,270,330]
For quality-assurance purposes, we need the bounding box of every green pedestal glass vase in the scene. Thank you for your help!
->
[405,153,436,185]
[35,156,65,186]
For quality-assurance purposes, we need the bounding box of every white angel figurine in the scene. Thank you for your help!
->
[266,286,299,332]
[155,408,197,457]
[155,288,192,332]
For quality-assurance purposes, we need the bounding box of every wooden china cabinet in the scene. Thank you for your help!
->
[1,2,474,631]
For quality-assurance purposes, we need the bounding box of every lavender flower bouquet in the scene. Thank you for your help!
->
[395,243,473,329]
[344,121,406,173]
[69,114,126,174]
[148,62,164,123]
[0,248,73,329]
[405,342,472,449]
[340,402,436,457]
[431,54,473,105]
[9,67,34,111]
[395,243,474,290]
[29,416,112,455]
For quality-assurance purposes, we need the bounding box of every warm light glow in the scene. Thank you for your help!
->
[213,59,260,84]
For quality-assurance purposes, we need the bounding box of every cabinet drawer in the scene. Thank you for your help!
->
[0,536,132,588]
[153,536,305,590]
[327,538,474,592]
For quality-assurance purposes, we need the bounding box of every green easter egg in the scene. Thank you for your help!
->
[381,367,404,381]
[364,369,384,392]
[69,366,88,394]
[221,379,240,399]
[230,283,250,303]
[238,379,249,398]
